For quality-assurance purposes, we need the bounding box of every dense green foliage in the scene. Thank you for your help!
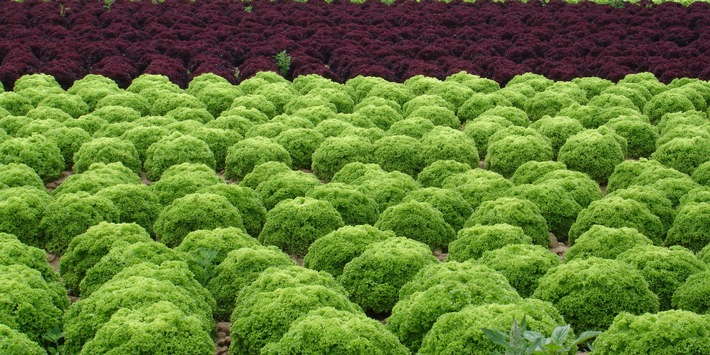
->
[225,136,291,180]
[94,184,161,234]
[558,129,626,183]
[400,187,472,232]
[373,135,423,176]
[593,310,710,354]
[2,71,709,354]
[207,246,295,320]
[441,169,513,210]
[0,186,51,247]
[63,274,214,355]
[606,185,676,233]
[312,136,374,181]
[51,162,140,197]
[154,193,245,248]
[387,262,521,351]
[339,237,438,313]
[261,307,409,354]
[563,225,653,262]
[617,245,706,310]
[73,137,142,175]
[508,182,582,238]
[0,264,68,346]
[485,126,553,178]
[79,301,215,355]
[304,225,393,278]
[0,134,64,182]
[258,197,344,256]
[254,170,321,210]
[0,323,45,355]
[305,183,380,226]
[568,196,665,246]
[532,257,659,331]
[59,222,153,295]
[418,299,566,355]
[375,200,456,251]
[0,232,59,285]
[671,270,710,314]
[78,241,203,297]
[145,132,216,181]
[229,285,361,355]
[40,192,120,254]
[465,197,549,247]
[510,161,566,185]
[665,202,710,252]
[0,163,44,189]
[420,127,479,168]
[447,224,532,262]
[478,243,560,298]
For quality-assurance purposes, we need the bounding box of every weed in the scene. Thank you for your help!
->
[482,316,601,355]
[274,50,292,78]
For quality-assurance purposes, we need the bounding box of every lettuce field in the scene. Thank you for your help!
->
[1,0,710,354]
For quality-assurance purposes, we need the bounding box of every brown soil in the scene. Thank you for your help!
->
[140,171,152,185]
[215,322,231,355]
[433,249,448,262]
[46,253,60,273]
[549,233,568,261]
[290,254,304,266]
[44,170,73,192]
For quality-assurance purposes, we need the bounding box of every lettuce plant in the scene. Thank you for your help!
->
[563,225,652,262]
[59,222,152,295]
[339,237,438,314]
[0,323,45,355]
[73,137,142,175]
[532,257,659,332]
[0,187,51,248]
[0,265,68,347]
[388,262,521,351]
[375,200,456,251]
[419,299,567,355]
[312,135,374,181]
[262,307,409,354]
[230,285,361,355]
[154,193,245,248]
[420,126,479,168]
[448,224,533,262]
[306,183,380,226]
[593,310,710,354]
[480,243,560,298]
[465,197,549,247]
[207,246,294,320]
[617,245,706,310]
[665,202,710,252]
[144,132,216,181]
[568,196,664,246]
[225,136,291,181]
[557,129,625,184]
[0,134,64,183]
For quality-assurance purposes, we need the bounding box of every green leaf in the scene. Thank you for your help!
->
[483,328,511,348]
[573,331,602,344]
[509,318,523,348]
[550,325,570,345]
[523,330,544,343]
[525,337,544,354]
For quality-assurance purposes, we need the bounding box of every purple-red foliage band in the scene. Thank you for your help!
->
[1,0,708,88]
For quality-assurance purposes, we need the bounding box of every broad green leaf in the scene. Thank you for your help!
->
[550,325,570,344]
[483,328,510,347]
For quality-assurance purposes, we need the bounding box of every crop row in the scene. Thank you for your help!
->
[1,0,709,89]
[1,71,709,354]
